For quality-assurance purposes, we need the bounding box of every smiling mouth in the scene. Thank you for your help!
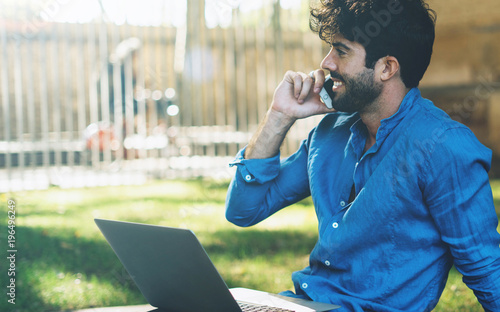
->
[332,80,344,90]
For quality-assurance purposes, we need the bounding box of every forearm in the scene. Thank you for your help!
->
[246,69,332,159]
[462,263,500,311]
[226,141,311,227]
[226,69,328,224]
[244,108,296,159]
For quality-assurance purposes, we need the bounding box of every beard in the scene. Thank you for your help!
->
[329,68,383,114]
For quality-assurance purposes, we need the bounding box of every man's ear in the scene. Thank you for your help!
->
[377,56,400,82]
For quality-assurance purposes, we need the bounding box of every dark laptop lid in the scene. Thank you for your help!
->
[95,218,241,312]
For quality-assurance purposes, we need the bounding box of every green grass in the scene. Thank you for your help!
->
[0,178,499,312]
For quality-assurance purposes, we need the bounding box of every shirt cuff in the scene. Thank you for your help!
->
[229,147,280,184]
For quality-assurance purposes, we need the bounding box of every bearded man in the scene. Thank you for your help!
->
[225,1,500,311]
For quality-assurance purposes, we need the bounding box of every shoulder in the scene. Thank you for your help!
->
[408,96,492,170]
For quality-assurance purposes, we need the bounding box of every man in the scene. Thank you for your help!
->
[225,0,500,311]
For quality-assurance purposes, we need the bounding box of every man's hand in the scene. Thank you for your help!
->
[271,70,335,121]
[244,70,335,159]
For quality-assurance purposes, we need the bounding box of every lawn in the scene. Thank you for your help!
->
[1,178,499,312]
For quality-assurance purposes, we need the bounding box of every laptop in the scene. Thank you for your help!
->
[94,218,340,312]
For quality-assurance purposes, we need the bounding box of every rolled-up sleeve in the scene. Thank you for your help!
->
[423,127,500,311]
[229,147,281,184]
[226,142,311,227]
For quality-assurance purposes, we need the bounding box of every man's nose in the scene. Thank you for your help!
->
[320,48,338,72]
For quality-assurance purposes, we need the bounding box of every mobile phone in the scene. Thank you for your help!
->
[319,75,335,109]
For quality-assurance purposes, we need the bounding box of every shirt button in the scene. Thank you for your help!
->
[332,222,339,229]
[340,201,346,207]
[245,175,252,181]
[301,283,308,289]
[325,260,331,266]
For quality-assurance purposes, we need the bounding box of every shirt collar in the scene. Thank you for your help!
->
[348,88,421,158]
[376,87,420,143]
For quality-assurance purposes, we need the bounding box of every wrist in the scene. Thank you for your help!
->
[267,107,296,134]
[244,109,295,159]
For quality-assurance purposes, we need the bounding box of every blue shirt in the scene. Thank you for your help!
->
[225,88,500,311]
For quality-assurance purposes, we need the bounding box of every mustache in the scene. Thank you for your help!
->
[329,71,345,82]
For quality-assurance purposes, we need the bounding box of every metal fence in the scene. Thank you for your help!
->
[0,0,328,192]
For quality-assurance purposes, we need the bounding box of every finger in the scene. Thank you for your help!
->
[292,73,304,99]
[311,70,325,93]
[297,74,314,103]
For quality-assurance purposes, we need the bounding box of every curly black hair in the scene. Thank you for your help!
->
[310,0,436,88]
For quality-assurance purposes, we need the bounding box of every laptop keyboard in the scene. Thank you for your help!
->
[238,301,295,312]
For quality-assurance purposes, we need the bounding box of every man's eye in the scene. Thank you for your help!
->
[337,49,346,56]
